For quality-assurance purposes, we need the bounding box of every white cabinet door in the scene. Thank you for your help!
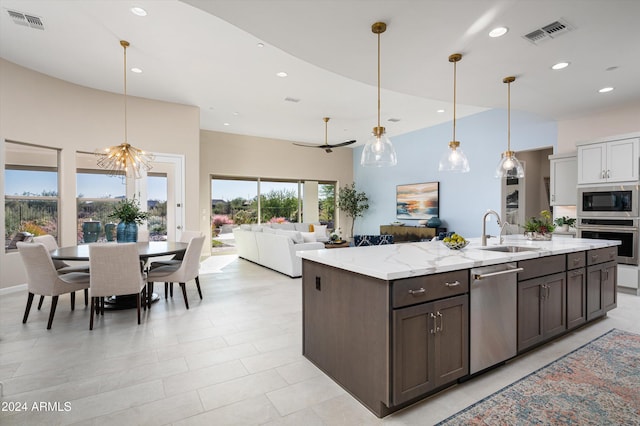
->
[550,156,577,205]
[606,138,639,182]
[577,144,605,184]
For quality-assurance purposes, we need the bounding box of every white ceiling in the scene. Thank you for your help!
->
[1,0,639,147]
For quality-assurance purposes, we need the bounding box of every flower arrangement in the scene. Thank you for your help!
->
[108,198,148,225]
[523,210,554,240]
[554,216,576,228]
[329,228,343,242]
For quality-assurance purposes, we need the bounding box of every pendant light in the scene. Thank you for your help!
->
[361,22,397,167]
[96,40,154,179]
[495,76,525,178]
[438,53,470,173]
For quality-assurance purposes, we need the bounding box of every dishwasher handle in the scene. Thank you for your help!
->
[473,267,523,280]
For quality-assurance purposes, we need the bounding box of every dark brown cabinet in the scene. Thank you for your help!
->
[586,260,617,321]
[566,267,587,329]
[392,294,468,405]
[517,272,566,352]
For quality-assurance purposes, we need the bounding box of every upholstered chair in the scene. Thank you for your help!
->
[88,243,147,330]
[146,235,205,309]
[17,242,91,329]
[149,230,203,298]
[33,234,90,309]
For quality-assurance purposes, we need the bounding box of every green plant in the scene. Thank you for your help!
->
[554,216,576,227]
[523,210,555,234]
[108,198,148,225]
[337,183,369,238]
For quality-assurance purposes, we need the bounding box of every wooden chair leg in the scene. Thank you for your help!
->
[23,292,35,323]
[90,297,95,330]
[137,291,141,325]
[37,295,45,310]
[47,296,59,330]
[195,276,203,299]
[180,283,189,309]
[84,289,89,306]
[70,292,76,311]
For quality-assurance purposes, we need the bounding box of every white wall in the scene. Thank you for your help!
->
[0,59,200,289]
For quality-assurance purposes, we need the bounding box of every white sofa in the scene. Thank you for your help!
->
[232,223,326,277]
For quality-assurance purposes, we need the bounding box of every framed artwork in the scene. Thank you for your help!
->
[396,182,439,220]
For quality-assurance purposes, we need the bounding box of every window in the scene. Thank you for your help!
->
[4,141,60,250]
[147,173,168,240]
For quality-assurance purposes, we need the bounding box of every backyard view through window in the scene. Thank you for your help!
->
[4,141,60,251]
[211,177,336,253]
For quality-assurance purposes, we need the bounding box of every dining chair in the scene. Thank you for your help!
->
[33,234,90,310]
[149,230,203,298]
[17,242,91,330]
[88,243,147,330]
[146,235,205,309]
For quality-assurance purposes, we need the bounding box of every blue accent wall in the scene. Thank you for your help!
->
[353,109,557,238]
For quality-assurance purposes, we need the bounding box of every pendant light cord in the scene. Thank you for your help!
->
[507,80,511,152]
[121,40,129,144]
[452,59,457,142]
[377,31,381,129]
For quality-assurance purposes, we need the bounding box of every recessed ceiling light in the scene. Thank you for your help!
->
[223,122,230,126]
[598,87,614,93]
[257,42,264,48]
[276,71,288,78]
[131,67,142,74]
[130,7,147,17]
[489,27,508,38]
[551,62,570,70]
[437,109,445,113]
[233,112,239,116]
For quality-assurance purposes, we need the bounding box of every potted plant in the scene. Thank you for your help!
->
[108,198,148,242]
[554,216,576,232]
[337,183,369,239]
[522,210,555,240]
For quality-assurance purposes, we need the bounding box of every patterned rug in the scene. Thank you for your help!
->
[438,329,640,425]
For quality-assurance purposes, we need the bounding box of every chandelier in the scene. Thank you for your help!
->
[96,40,154,179]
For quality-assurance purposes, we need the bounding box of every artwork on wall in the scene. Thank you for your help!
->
[396,182,439,220]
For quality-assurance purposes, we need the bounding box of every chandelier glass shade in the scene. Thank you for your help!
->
[361,22,397,167]
[495,76,525,178]
[96,40,154,179]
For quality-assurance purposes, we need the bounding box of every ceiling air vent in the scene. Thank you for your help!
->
[523,18,573,45]
[387,118,401,123]
[284,97,300,103]
[7,9,44,30]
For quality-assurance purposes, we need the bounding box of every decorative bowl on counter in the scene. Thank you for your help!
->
[442,240,469,250]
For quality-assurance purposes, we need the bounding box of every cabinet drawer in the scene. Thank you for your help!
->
[393,270,468,308]
[567,251,586,270]
[518,255,565,281]
[587,247,617,265]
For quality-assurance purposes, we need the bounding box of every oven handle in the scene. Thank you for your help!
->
[577,226,638,232]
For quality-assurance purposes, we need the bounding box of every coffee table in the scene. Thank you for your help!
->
[324,240,350,248]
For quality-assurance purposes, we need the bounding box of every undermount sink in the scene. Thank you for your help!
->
[479,245,540,253]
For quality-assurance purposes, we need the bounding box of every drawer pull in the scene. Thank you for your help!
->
[408,288,426,295]
[445,281,461,287]
[573,258,580,264]
[429,312,437,334]
[591,254,599,261]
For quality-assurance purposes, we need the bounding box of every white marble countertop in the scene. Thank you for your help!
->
[296,236,620,281]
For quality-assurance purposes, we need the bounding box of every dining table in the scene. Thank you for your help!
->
[51,241,188,310]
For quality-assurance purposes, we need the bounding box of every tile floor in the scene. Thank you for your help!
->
[1,255,639,425]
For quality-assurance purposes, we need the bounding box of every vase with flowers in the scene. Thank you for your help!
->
[108,198,148,243]
[523,210,555,240]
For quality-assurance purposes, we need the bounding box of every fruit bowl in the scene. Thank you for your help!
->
[442,240,469,250]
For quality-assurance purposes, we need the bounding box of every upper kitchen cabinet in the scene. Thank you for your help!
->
[577,135,639,185]
[549,153,577,205]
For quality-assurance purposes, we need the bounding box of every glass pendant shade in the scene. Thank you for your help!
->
[361,126,397,167]
[438,141,470,172]
[495,150,525,178]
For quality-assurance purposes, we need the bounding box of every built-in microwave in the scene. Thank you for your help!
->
[578,185,639,218]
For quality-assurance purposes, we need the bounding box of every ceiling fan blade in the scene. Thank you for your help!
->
[326,139,357,148]
[292,142,328,148]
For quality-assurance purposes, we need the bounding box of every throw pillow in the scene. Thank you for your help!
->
[300,231,317,243]
[275,229,303,244]
[309,224,314,232]
[263,227,277,234]
[314,225,328,239]
[250,225,264,232]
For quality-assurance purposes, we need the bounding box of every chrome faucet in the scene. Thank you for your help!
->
[481,209,502,246]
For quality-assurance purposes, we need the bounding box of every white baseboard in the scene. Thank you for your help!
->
[0,283,26,295]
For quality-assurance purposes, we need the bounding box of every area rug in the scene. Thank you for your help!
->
[438,329,640,425]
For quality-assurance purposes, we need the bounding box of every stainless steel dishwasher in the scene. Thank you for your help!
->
[470,263,522,374]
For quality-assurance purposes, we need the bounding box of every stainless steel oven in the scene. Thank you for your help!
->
[577,218,638,265]
[578,185,639,218]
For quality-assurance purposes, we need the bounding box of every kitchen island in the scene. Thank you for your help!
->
[297,237,620,417]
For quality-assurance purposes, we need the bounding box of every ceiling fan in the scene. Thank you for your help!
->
[293,117,356,153]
